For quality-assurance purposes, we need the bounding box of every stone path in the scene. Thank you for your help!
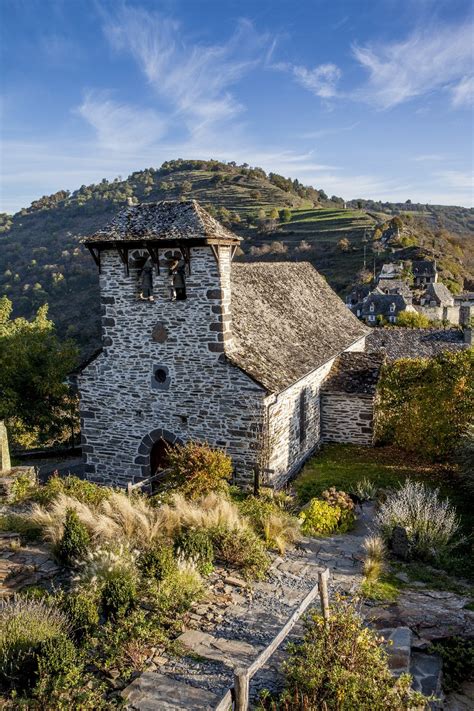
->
[0,533,60,598]
[123,507,371,709]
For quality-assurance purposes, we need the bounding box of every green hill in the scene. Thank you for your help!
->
[1,159,472,355]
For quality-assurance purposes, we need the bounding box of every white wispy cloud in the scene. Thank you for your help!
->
[451,75,474,107]
[77,91,167,152]
[352,22,474,109]
[102,8,271,135]
[275,61,342,99]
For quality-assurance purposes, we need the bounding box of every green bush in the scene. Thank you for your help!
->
[275,597,427,710]
[166,442,233,499]
[8,472,37,503]
[0,596,71,692]
[59,589,99,638]
[0,512,42,541]
[34,474,113,506]
[174,528,215,574]
[56,508,90,565]
[321,487,356,532]
[138,544,177,580]
[212,525,269,579]
[35,633,79,693]
[299,499,342,536]
[429,637,474,693]
[101,570,137,620]
[151,566,203,620]
[377,351,473,460]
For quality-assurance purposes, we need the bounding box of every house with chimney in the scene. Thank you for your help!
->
[77,200,373,489]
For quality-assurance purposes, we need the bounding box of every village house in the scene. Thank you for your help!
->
[77,200,372,489]
[357,292,413,324]
[366,327,472,360]
[412,259,438,287]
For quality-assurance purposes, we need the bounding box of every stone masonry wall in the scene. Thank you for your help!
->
[265,336,367,488]
[79,246,265,487]
[320,392,375,445]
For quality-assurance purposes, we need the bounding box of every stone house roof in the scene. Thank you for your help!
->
[360,292,407,318]
[84,200,239,244]
[377,279,412,299]
[412,260,436,277]
[424,282,454,306]
[379,262,403,279]
[321,352,385,395]
[228,262,369,392]
[366,328,468,360]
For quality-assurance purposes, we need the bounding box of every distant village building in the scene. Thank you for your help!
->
[77,200,373,489]
[412,260,438,287]
[349,257,462,326]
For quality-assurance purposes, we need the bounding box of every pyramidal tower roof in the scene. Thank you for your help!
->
[83,200,240,245]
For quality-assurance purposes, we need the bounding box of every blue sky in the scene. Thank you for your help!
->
[1,0,473,213]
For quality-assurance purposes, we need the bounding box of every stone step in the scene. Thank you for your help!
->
[379,627,412,676]
[121,671,221,710]
[176,628,264,668]
[410,651,443,709]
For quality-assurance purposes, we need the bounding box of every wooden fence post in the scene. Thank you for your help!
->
[127,482,133,497]
[234,668,249,711]
[318,568,330,627]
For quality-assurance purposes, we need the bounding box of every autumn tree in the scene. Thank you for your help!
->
[0,297,78,447]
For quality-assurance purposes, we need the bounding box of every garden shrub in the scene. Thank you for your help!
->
[8,471,37,503]
[55,508,90,565]
[238,495,301,553]
[33,473,113,506]
[352,477,377,501]
[212,525,269,579]
[138,544,177,580]
[299,499,342,536]
[174,528,215,574]
[377,350,473,460]
[165,442,233,499]
[374,480,460,562]
[35,633,79,694]
[101,569,137,619]
[0,596,71,692]
[321,487,355,532]
[59,588,100,638]
[275,597,427,710]
[429,637,474,693]
[0,512,42,541]
[151,564,203,619]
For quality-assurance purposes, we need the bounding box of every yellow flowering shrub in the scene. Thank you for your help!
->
[299,499,341,536]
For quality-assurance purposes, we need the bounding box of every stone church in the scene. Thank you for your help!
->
[78,200,381,489]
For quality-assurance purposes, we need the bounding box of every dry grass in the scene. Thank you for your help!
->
[26,490,247,551]
[362,535,386,582]
[263,512,301,554]
[157,492,247,538]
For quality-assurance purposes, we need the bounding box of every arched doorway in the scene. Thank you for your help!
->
[150,437,172,476]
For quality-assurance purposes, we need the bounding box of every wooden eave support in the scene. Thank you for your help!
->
[115,243,129,275]
[178,244,192,275]
[86,245,101,273]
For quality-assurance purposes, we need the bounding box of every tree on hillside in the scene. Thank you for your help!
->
[279,208,292,223]
[0,297,78,447]
[337,238,350,252]
[180,181,192,194]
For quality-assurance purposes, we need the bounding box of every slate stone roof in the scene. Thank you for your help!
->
[360,292,407,317]
[321,352,385,395]
[228,262,369,392]
[412,260,436,277]
[424,282,454,306]
[84,200,239,244]
[377,279,412,298]
[366,328,468,360]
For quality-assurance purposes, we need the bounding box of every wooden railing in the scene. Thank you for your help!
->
[127,468,171,495]
[214,568,330,711]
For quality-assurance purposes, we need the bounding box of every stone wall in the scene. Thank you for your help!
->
[320,392,375,445]
[265,337,367,488]
[418,305,460,325]
[79,246,264,487]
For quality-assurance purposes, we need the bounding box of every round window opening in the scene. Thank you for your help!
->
[154,368,167,383]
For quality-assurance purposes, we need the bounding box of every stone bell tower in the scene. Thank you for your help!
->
[77,200,257,487]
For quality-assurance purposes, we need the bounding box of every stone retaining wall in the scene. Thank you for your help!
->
[321,392,375,445]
